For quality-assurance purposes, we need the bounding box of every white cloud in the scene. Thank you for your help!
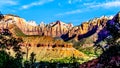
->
[56,9,81,16]
[0,0,18,12]
[0,0,18,7]
[84,1,120,8]
[68,0,82,4]
[21,0,54,9]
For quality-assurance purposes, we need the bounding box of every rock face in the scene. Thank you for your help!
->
[44,20,73,37]
[2,15,43,35]
[61,16,113,42]
[1,12,120,44]
[0,15,73,37]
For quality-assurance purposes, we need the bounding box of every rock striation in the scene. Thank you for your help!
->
[2,13,120,44]
[0,15,73,37]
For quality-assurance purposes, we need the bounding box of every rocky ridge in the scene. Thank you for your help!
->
[0,15,73,37]
[0,13,118,46]
[1,14,113,37]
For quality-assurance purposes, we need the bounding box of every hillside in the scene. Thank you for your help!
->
[0,12,120,64]
[0,18,88,62]
[79,12,120,67]
[1,14,114,41]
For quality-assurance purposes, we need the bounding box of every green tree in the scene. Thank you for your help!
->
[0,11,24,68]
[30,52,36,64]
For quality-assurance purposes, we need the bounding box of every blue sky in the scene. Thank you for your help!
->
[0,0,120,26]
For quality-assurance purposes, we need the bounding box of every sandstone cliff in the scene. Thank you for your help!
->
[0,14,113,45]
[1,13,118,44]
[61,16,113,42]
[0,15,73,37]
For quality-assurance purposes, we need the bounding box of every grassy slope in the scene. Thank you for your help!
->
[9,24,26,37]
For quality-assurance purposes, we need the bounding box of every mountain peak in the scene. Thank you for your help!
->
[1,12,119,39]
[27,21,37,26]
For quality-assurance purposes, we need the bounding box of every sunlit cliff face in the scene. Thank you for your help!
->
[1,12,120,46]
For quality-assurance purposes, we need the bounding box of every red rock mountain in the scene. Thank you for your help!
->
[0,13,116,44]
[0,14,73,37]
